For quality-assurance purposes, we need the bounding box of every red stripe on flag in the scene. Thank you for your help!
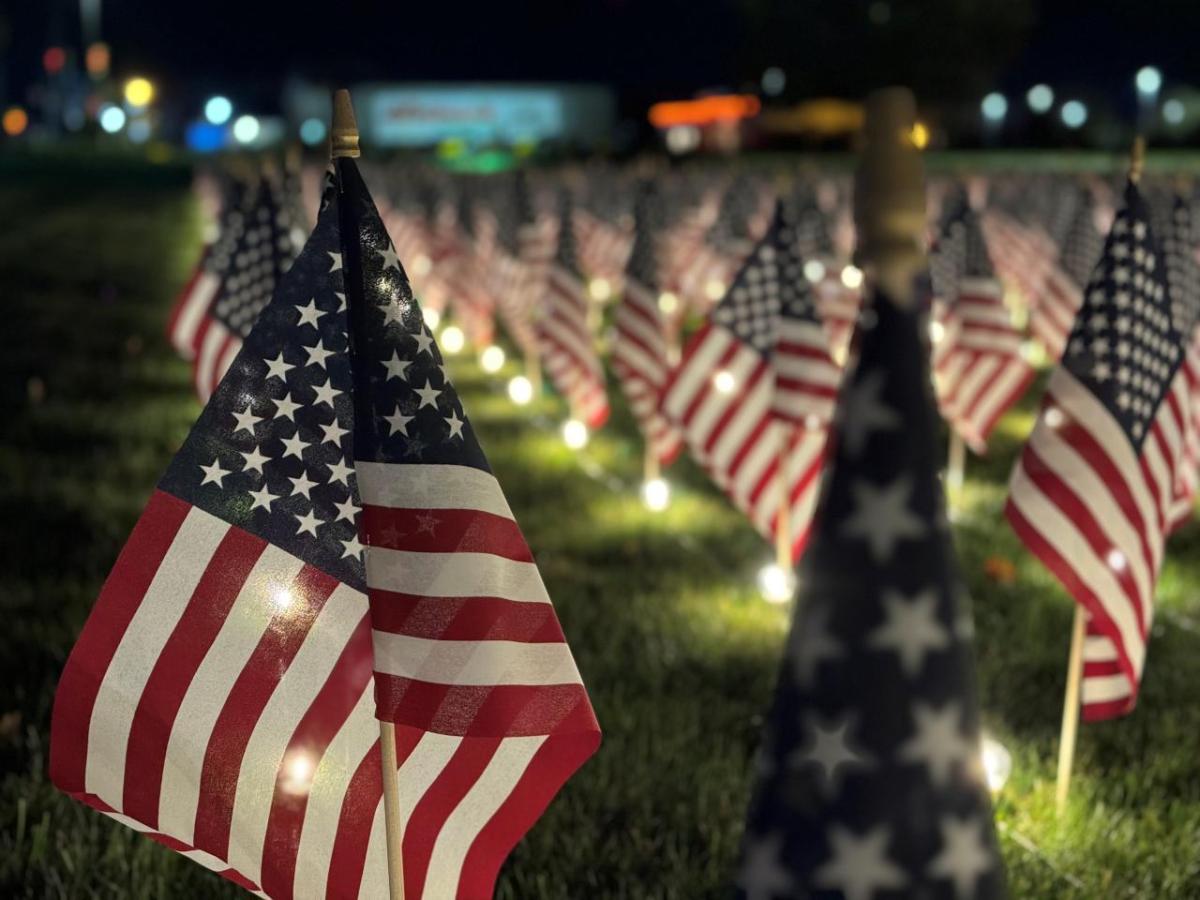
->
[258,613,375,900]
[360,506,533,562]
[373,678,597,739]
[121,527,267,825]
[50,490,192,794]
[192,565,340,858]
[368,589,565,643]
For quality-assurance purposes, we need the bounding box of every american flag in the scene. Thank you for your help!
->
[612,183,683,466]
[932,200,1035,451]
[736,287,1005,900]
[441,188,497,348]
[51,160,600,897]
[660,202,834,561]
[573,205,632,285]
[535,190,610,428]
[1030,188,1104,361]
[167,174,248,361]
[180,177,302,402]
[1006,181,1185,721]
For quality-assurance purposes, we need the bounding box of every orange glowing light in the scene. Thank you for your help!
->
[43,46,67,75]
[85,42,111,78]
[648,95,761,129]
[2,107,29,137]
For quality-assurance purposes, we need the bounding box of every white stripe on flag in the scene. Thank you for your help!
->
[365,547,551,604]
[356,462,513,519]
[372,633,583,686]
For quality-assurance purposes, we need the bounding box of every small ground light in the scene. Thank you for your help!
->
[232,114,261,144]
[658,291,679,314]
[713,369,737,394]
[757,563,796,604]
[589,278,612,301]
[980,734,1012,792]
[930,320,946,343]
[480,345,506,373]
[841,265,864,290]
[507,375,534,405]
[423,307,441,330]
[204,95,233,125]
[803,260,826,283]
[440,325,465,355]
[704,278,726,300]
[641,477,670,511]
[562,419,589,449]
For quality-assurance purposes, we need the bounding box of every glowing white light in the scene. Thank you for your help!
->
[841,265,864,290]
[271,587,295,611]
[204,95,233,125]
[413,254,432,276]
[232,114,260,144]
[1061,100,1088,129]
[704,278,726,300]
[1164,99,1186,126]
[930,320,946,344]
[658,291,679,315]
[1136,65,1163,96]
[713,369,737,394]
[98,104,126,133]
[1106,549,1127,571]
[981,92,1008,122]
[508,375,534,405]
[422,307,441,331]
[1026,84,1054,113]
[981,734,1012,792]
[562,418,589,449]
[1043,406,1065,429]
[480,345,506,373]
[664,124,701,155]
[589,278,612,301]
[282,750,315,795]
[757,563,796,604]
[300,117,326,146]
[440,325,465,355]
[803,260,827,283]
[641,477,671,511]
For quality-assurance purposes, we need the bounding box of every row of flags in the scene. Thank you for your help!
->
[54,136,1200,897]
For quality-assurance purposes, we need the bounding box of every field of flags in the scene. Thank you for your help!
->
[4,94,1200,898]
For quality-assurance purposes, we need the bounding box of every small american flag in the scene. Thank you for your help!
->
[51,160,599,897]
[736,287,1005,900]
[1031,188,1104,361]
[1007,180,1185,721]
[660,202,833,561]
[932,200,1035,451]
[186,177,302,402]
[535,190,610,428]
[611,182,683,465]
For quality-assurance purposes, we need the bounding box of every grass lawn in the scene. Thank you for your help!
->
[1,172,1199,898]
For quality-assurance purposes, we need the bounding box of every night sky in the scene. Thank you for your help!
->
[3,1,1199,118]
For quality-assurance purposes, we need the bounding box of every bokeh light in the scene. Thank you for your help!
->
[99,105,127,134]
[480,345,506,373]
[204,95,233,125]
[440,325,465,354]
[300,117,327,145]
[562,419,589,449]
[232,114,261,144]
[1026,84,1054,113]
[507,375,534,405]
[641,478,670,511]
[2,107,29,137]
[124,77,155,109]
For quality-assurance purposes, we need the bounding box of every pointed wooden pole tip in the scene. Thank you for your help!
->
[331,89,360,159]
[1129,135,1146,185]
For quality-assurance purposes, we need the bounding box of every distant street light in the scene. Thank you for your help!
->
[981,92,1008,123]
[232,115,261,145]
[1060,100,1088,130]
[204,96,233,126]
[99,104,126,134]
[1164,99,1186,126]
[1136,66,1163,96]
[123,77,155,109]
[1026,84,1054,114]
[761,67,786,97]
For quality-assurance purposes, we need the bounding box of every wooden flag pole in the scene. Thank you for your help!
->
[644,443,659,485]
[332,88,406,900]
[1053,135,1145,817]
[1054,604,1087,815]
[775,433,792,570]
[854,87,928,312]
[947,430,966,509]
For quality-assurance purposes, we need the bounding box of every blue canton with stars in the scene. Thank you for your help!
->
[1063,182,1181,451]
[735,291,1005,900]
[161,161,487,593]
[711,200,823,356]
